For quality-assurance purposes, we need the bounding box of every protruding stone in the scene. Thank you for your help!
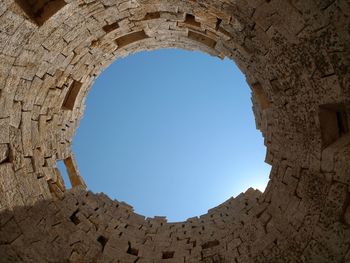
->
[0,1,348,262]
[0,144,9,163]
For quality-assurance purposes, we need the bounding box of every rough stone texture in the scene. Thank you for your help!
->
[0,0,349,262]
[0,143,9,163]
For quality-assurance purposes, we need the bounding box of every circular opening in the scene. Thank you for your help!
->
[60,49,270,222]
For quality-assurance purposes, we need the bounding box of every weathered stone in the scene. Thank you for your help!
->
[0,0,349,262]
[0,144,9,163]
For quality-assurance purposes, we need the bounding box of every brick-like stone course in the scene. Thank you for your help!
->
[0,0,349,262]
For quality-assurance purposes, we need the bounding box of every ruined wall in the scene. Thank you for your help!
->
[0,0,349,262]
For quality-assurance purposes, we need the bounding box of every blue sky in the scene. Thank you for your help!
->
[58,49,270,222]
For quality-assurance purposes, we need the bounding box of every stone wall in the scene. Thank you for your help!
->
[0,0,349,262]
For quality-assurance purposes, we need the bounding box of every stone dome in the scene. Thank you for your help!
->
[0,0,349,262]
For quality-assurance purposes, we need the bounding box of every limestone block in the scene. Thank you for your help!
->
[0,10,22,35]
[0,143,9,163]
[21,111,33,156]
[0,163,23,208]
[0,118,10,143]
[63,155,87,188]
[0,0,349,261]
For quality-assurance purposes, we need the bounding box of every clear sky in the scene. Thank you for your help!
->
[58,49,270,222]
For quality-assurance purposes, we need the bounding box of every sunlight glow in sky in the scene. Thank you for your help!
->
[58,49,271,222]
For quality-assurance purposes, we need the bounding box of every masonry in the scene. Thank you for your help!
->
[0,0,349,262]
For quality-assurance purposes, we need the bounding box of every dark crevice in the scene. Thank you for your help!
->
[14,0,67,26]
[91,39,100,47]
[319,104,349,148]
[97,235,108,252]
[62,80,82,111]
[69,209,80,225]
[115,30,149,49]
[216,18,222,31]
[336,111,349,136]
[162,251,175,259]
[103,22,119,33]
[184,14,201,27]
[127,242,139,256]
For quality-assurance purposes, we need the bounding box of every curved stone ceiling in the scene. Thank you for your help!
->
[0,0,349,262]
